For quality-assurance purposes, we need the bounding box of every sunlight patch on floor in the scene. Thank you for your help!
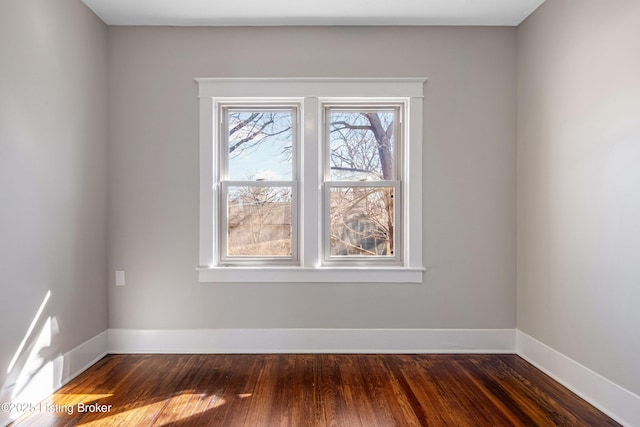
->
[51,393,114,405]
[76,393,228,426]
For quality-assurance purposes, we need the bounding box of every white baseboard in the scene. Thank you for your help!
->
[107,328,516,354]
[0,330,107,427]
[516,330,640,427]
[58,331,108,387]
[5,328,636,427]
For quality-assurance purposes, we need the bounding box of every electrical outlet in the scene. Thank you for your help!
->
[115,270,126,286]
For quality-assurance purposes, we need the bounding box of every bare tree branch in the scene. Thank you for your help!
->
[331,121,372,131]
[330,166,378,174]
[229,118,274,154]
[229,113,261,136]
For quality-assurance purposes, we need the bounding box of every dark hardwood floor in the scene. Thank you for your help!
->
[11,354,619,426]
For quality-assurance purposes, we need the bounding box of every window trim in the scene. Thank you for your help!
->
[195,78,426,283]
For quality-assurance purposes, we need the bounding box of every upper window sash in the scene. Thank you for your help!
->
[220,105,299,182]
[323,104,402,182]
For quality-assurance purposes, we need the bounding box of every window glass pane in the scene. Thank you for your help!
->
[329,110,395,181]
[329,186,395,257]
[228,111,293,181]
[227,186,292,257]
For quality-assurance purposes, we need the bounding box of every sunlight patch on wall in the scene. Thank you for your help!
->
[7,290,51,374]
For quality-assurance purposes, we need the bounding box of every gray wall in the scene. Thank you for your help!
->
[517,0,640,395]
[107,26,517,329]
[0,0,108,391]
[3,0,638,408]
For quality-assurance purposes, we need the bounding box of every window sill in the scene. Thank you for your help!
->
[197,266,425,283]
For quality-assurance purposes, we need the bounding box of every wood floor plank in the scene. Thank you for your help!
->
[495,355,621,426]
[338,356,381,426]
[455,356,545,426]
[316,354,348,427]
[10,354,620,427]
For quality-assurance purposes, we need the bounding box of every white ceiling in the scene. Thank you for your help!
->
[81,0,546,27]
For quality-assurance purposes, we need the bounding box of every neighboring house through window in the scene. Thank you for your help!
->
[196,78,425,283]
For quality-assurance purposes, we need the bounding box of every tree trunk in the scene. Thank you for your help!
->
[365,113,394,255]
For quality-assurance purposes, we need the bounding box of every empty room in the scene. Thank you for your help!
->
[1,0,639,425]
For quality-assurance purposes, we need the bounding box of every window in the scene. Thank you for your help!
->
[324,105,401,264]
[196,78,425,283]
[219,105,299,264]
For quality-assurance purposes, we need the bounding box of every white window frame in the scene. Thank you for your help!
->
[218,103,300,265]
[196,78,425,283]
[322,103,403,265]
